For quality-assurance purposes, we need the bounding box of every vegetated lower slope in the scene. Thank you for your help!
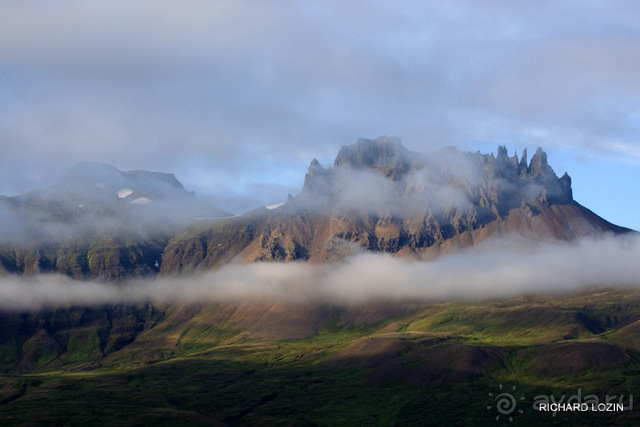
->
[0,287,639,425]
[160,138,631,274]
[0,235,170,280]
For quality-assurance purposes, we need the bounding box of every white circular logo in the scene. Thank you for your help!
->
[487,384,525,422]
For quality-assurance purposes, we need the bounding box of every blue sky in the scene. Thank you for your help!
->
[1,1,639,230]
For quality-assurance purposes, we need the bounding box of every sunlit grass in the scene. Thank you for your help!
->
[1,287,639,425]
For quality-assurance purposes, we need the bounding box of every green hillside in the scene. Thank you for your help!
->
[0,287,638,425]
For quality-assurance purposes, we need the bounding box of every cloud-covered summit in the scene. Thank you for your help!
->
[1,138,629,280]
[294,137,573,218]
[0,163,228,244]
[159,138,630,273]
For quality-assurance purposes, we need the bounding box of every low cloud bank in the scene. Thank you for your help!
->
[0,233,638,310]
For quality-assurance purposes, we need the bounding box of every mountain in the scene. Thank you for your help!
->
[0,142,638,425]
[160,137,631,273]
[0,163,228,279]
[0,139,632,278]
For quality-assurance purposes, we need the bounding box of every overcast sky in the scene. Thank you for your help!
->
[1,1,639,229]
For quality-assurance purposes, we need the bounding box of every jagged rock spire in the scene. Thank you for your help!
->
[529,147,548,177]
[519,148,528,177]
[497,145,508,161]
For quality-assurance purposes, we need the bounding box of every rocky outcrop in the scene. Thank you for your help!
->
[333,136,413,179]
[0,139,632,278]
[158,138,631,273]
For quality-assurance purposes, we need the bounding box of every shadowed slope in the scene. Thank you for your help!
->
[1,288,639,425]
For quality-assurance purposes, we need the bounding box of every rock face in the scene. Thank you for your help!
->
[0,139,632,277]
[159,137,631,273]
[333,136,412,179]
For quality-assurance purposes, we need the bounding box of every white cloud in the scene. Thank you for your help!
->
[1,1,639,216]
[0,233,638,310]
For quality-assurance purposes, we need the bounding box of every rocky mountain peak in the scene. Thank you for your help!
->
[333,136,413,179]
[519,148,528,177]
[529,147,550,177]
[301,158,330,198]
[302,139,574,205]
[497,145,509,160]
[334,136,407,167]
[308,158,324,172]
[486,146,571,201]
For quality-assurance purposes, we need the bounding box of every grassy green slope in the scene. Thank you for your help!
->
[0,287,639,425]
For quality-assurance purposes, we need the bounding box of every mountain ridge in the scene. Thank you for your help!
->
[160,137,630,273]
[0,138,633,278]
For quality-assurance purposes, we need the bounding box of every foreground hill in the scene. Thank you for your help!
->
[160,138,630,273]
[0,287,638,425]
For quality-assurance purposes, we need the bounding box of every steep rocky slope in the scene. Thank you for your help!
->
[160,138,630,273]
[0,139,631,278]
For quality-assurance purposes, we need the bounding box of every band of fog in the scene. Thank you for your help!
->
[0,233,638,310]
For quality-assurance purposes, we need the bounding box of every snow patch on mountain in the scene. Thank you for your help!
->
[266,202,285,210]
[117,188,133,198]
[131,197,152,205]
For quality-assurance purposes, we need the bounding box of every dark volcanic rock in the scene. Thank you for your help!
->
[0,235,168,279]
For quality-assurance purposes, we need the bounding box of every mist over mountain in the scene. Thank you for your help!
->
[161,137,630,273]
[0,162,228,243]
[0,137,632,279]
[297,136,574,218]
[1,138,640,426]
[0,163,228,279]
[1,232,639,311]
